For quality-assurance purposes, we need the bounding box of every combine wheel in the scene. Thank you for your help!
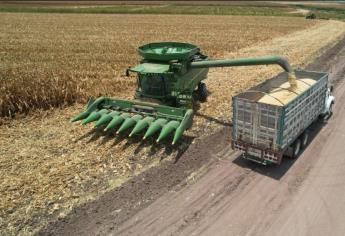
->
[197,82,208,102]
[186,97,196,110]
[291,139,301,159]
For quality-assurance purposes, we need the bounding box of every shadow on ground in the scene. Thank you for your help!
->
[73,124,195,163]
[195,112,232,127]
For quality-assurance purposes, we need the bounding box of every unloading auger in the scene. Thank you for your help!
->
[71,42,293,144]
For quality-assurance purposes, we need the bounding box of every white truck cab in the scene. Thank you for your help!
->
[322,86,335,119]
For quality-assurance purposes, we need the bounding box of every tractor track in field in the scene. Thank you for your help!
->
[38,35,345,236]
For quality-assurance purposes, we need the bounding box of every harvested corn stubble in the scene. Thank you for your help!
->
[1,13,345,236]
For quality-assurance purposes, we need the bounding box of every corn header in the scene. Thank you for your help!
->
[72,42,292,144]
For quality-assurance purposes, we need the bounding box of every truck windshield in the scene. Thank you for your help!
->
[139,74,165,97]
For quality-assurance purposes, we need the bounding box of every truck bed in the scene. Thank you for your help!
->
[232,70,328,164]
[236,71,323,106]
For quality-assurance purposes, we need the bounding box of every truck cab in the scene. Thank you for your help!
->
[322,87,335,118]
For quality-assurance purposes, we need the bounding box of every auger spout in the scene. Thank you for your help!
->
[190,56,296,88]
[190,56,292,73]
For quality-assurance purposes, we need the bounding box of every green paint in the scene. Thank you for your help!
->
[105,113,130,131]
[94,111,120,127]
[129,116,155,137]
[143,119,168,140]
[82,109,108,125]
[117,114,143,134]
[71,111,90,122]
[73,42,292,143]
[157,120,180,143]
[172,109,193,145]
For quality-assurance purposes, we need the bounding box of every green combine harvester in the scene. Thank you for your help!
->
[71,42,292,144]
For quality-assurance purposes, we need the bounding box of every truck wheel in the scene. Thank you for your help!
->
[301,131,309,148]
[291,139,301,159]
[197,82,208,102]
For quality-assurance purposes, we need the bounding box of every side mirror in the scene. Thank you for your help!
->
[125,67,131,77]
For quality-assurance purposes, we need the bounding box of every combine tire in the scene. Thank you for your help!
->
[186,98,195,110]
[197,82,208,102]
[291,139,301,159]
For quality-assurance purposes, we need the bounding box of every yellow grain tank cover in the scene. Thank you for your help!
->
[237,72,317,106]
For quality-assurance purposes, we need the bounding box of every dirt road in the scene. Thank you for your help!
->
[38,36,345,236]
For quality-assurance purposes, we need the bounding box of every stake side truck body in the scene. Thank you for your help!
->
[231,70,334,165]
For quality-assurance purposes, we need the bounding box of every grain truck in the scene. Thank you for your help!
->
[231,70,334,165]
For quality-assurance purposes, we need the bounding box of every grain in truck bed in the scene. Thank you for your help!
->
[236,71,318,106]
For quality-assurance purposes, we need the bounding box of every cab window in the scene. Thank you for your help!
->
[139,74,165,97]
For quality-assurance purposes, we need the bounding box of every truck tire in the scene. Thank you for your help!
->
[197,82,208,102]
[291,139,301,159]
[301,131,309,148]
